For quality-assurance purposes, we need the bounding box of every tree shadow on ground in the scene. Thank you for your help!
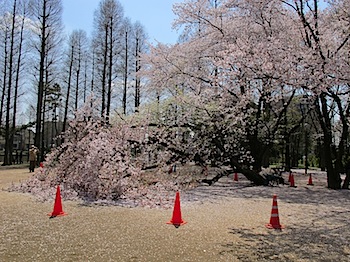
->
[183,170,350,208]
[219,218,350,262]
[182,169,350,261]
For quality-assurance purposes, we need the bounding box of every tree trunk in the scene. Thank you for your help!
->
[107,18,113,122]
[11,5,25,165]
[285,134,291,171]
[241,169,266,185]
[342,166,350,189]
[101,24,108,118]
[3,0,18,166]
[75,53,81,112]
[135,37,140,112]
[317,94,342,189]
[0,28,9,128]
[34,0,47,151]
[90,51,95,109]
[318,140,326,171]
[123,31,128,115]
[62,46,74,143]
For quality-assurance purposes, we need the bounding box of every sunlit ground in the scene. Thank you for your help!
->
[0,167,349,261]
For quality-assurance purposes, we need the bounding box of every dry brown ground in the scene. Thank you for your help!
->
[1,166,350,261]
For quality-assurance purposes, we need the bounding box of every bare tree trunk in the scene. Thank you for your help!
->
[11,3,26,165]
[32,0,63,153]
[134,38,140,112]
[90,51,95,109]
[62,46,74,143]
[34,0,47,153]
[75,50,81,112]
[123,30,128,115]
[3,0,18,166]
[107,17,113,122]
[0,28,9,128]
[83,58,88,104]
[101,24,108,118]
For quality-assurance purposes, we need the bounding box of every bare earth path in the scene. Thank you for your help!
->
[1,167,350,261]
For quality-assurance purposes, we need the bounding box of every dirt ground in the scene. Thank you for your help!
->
[0,166,350,261]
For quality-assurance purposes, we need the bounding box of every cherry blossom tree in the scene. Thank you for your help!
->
[280,0,350,189]
[11,0,350,206]
[141,0,350,188]
[140,0,302,185]
[10,99,199,207]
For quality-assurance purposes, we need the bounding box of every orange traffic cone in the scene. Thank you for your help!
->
[266,194,284,229]
[167,191,187,228]
[290,174,296,187]
[48,185,67,218]
[234,172,238,181]
[307,174,314,185]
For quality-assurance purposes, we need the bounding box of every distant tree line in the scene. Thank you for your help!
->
[0,0,148,164]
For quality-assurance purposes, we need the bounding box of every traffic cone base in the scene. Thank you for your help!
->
[48,211,67,218]
[166,220,187,228]
[265,223,285,229]
[48,186,67,218]
[265,194,284,230]
[167,191,186,228]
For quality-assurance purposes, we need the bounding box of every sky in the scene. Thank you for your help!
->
[62,0,182,44]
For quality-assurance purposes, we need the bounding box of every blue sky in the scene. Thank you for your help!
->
[62,0,182,44]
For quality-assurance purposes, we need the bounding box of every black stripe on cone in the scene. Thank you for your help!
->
[166,191,187,228]
[48,185,67,218]
[266,194,284,229]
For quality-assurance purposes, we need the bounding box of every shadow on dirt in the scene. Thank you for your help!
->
[183,169,350,208]
[219,218,350,262]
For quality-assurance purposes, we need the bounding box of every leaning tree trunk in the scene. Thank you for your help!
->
[229,158,266,186]
[240,169,266,185]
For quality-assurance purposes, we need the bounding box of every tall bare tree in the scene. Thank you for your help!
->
[10,0,27,162]
[29,0,63,160]
[93,0,124,122]
[0,9,10,129]
[62,30,89,138]
[132,21,148,112]
[121,18,132,115]
[61,39,74,142]
[1,0,28,165]
[3,0,19,165]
